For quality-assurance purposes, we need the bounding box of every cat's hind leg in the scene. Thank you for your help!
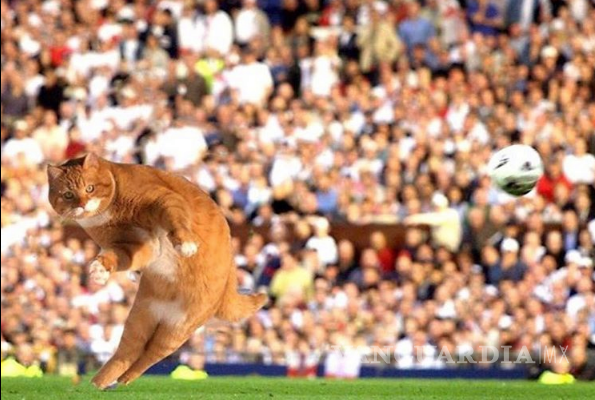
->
[116,306,214,385]
[91,295,158,389]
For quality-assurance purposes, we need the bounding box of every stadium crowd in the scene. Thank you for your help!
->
[1,0,595,381]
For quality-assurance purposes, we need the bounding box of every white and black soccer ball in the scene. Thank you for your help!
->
[488,145,544,196]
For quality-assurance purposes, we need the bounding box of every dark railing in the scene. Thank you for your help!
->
[62,222,428,252]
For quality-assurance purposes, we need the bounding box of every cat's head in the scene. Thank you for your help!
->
[47,153,115,220]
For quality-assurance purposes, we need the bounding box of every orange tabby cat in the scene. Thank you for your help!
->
[47,153,267,389]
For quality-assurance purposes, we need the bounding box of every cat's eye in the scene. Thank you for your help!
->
[63,191,74,200]
[86,185,95,193]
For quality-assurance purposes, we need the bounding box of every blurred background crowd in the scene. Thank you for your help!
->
[1,0,594,380]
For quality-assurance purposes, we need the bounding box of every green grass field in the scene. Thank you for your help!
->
[1,376,593,400]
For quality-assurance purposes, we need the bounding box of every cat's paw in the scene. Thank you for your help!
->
[175,241,198,258]
[89,260,110,285]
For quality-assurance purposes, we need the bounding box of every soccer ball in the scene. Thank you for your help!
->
[488,145,544,196]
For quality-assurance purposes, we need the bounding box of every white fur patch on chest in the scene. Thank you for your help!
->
[149,300,186,325]
[77,211,112,228]
[145,229,178,281]
[85,198,102,213]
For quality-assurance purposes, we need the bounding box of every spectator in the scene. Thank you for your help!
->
[337,15,359,61]
[55,330,82,378]
[315,175,338,215]
[0,344,43,378]
[536,161,573,203]
[324,335,362,378]
[398,1,436,58]
[488,238,528,284]
[142,8,179,59]
[505,0,550,31]
[32,110,68,163]
[235,0,271,46]
[306,218,338,268]
[466,0,503,37]
[200,0,234,56]
[405,193,462,252]
[119,21,144,65]
[142,34,171,76]
[270,252,313,301]
[433,0,466,47]
[305,39,341,98]
[370,230,395,276]
[357,3,402,75]
[1,74,29,122]
[562,139,595,185]
[178,56,209,107]
[333,239,358,285]
[228,47,274,106]
[36,69,66,114]
[1,120,44,166]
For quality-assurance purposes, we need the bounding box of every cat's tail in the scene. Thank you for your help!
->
[215,272,268,322]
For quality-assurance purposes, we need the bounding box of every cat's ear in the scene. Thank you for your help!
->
[83,152,100,169]
[47,165,65,181]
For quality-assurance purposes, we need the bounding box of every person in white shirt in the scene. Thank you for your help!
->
[308,39,341,98]
[306,217,339,267]
[269,147,302,188]
[234,0,270,46]
[1,120,44,166]
[178,2,202,54]
[563,139,595,185]
[228,47,273,106]
[199,0,234,56]
[155,121,208,170]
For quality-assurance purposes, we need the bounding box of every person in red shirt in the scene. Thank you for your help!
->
[49,31,71,68]
[536,161,573,203]
[370,231,396,275]
[319,0,344,27]
[64,126,86,159]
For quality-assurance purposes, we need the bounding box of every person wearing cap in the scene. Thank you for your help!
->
[404,193,462,252]
[487,238,528,285]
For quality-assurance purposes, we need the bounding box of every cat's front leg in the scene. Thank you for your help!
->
[169,230,199,258]
[89,243,155,284]
[153,194,199,258]
[89,251,118,285]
